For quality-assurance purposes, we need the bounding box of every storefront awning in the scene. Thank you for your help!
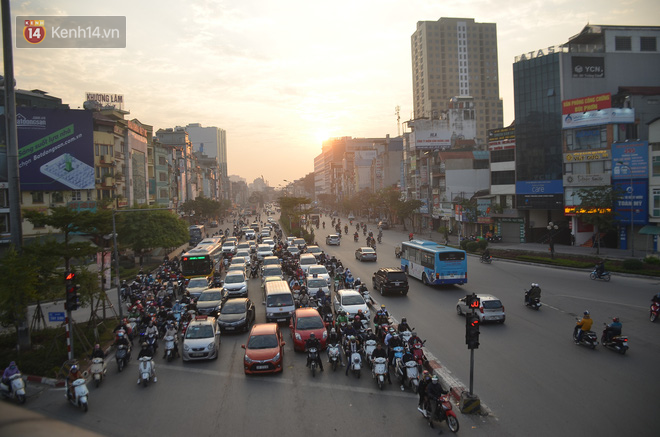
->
[639,225,660,235]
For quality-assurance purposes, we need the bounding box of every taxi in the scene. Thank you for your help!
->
[182,315,220,361]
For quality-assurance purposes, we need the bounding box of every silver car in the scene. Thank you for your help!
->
[325,234,341,246]
[456,294,506,323]
[223,272,248,298]
[182,316,220,361]
[333,289,369,321]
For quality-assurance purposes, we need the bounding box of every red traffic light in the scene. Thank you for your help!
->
[469,317,479,327]
[65,272,76,281]
[469,300,480,309]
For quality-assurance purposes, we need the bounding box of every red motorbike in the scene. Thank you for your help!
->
[651,301,660,322]
[424,394,459,432]
[411,341,427,371]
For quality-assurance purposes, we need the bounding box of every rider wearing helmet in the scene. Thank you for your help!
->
[2,361,20,392]
[326,328,343,366]
[344,335,363,376]
[137,342,157,383]
[305,333,323,371]
[426,375,449,421]
[387,332,403,366]
[66,364,83,399]
[525,283,541,305]
[418,370,432,416]
[408,331,423,348]
[604,317,622,343]
[574,311,593,343]
[91,343,105,359]
[397,317,411,333]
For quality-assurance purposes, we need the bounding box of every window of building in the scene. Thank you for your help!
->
[615,36,632,51]
[653,156,660,177]
[0,214,9,233]
[491,170,515,185]
[0,189,7,208]
[654,188,660,217]
[71,190,82,201]
[490,149,515,163]
[52,192,64,203]
[641,36,657,52]
[31,191,44,204]
[159,188,168,199]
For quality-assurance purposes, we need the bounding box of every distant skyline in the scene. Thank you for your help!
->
[5,0,658,187]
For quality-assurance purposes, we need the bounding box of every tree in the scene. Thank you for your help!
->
[317,193,336,211]
[396,199,424,231]
[575,186,619,255]
[0,247,39,334]
[180,196,226,221]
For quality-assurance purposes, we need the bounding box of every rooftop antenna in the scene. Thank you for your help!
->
[395,105,401,136]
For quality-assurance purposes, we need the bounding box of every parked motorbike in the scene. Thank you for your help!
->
[328,343,341,371]
[164,335,177,362]
[138,356,155,387]
[573,320,598,349]
[601,324,629,355]
[307,347,319,377]
[116,344,130,372]
[372,356,388,390]
[0,373,26,404]
[590,268,611,282]
[90,357,106,387]
[67,378,89,412]
[425,394,460,432]
[650,301,660,322]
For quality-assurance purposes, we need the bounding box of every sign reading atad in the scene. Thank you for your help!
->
[17,108,94,191]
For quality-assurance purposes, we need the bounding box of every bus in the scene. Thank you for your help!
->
[189,225,206,246]
[180,242,223,279]
[400,239,467,285]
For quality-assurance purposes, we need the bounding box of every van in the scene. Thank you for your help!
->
[299,254,317,274]
[264,280,295,323]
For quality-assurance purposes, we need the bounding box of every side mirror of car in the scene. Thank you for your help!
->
[241,344,245,349]
[281,341,286,347]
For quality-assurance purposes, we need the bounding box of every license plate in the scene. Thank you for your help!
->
[255,365,269,370]
[224,326,235,330]
[276,318,286,322]
[191,353,204,357]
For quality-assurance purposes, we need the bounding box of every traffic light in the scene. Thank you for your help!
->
[65,271,80,311]
[466,313,480,349]
[466,293,480,310]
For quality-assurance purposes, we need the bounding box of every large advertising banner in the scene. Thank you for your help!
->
[613,180,648,225]
[562,107,634,129]
[17,108,94,191]
[611,141,649,180]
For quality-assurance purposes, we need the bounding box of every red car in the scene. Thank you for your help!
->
[290,308,327,352]
[242,323,286,374]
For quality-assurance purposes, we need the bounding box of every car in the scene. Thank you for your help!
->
[287,246,301,256]
[348,213,355,220]
[261,256,281,269]
[326,234,341,246]
[256,244,273,260]
[299,254,317,274]
[248,241,257,253]
[230,256,248,266]
[250,222,260,231]
[305,276,330,298]
[355,246,377,262]
[242,323,286,374]
[292,238,307,250]
[242,227,255,240]
[182,315,220,361]
[305,245,324,260]
[225,236,238,245]
[210,220,219,227]
[286,236,295,246]
[227,264,246,274]
[223,271,248,298]
[290,308,328,351]
[372,267,409,296]
[263,238,276,250]
[307,265,330,284]
[217,298,255,333]
[261,266,284,287]
[196,289,224,316]
[260,230,270,238]
[333,289,369,321]
[377,219,390,230]
[456,294,506,323]
[237,242,251,253]
[186,277,210,299]
[235,250,251,259]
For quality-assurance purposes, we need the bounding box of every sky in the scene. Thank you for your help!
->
[3,0,659,188]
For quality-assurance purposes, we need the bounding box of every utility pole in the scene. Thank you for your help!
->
[395,105,401,137]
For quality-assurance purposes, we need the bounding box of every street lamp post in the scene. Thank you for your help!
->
[616,162,634,257]
[547,221,558,259]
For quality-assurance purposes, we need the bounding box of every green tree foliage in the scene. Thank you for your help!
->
[116,208,188,257]
[0,247,40,330]
[180,196,228,221]
[396,199,424,230]
[575,186,618,254]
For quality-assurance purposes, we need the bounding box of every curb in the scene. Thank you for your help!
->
[26,375,65,387]
[366,296,491,416]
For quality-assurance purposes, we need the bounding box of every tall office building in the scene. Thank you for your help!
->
[411,17,503,145]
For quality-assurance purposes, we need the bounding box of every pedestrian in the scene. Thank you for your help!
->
[571,233,575,246]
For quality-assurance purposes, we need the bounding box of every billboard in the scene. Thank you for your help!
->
[562,108,634,129]
[611,141,649,180]
[571,56,605,78]
[562,93,611,114]
[613,180,648,225]
[17,108,94,191]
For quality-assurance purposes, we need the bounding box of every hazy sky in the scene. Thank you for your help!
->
[4,0,659,187]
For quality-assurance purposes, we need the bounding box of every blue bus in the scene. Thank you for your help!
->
[400,239,467,285]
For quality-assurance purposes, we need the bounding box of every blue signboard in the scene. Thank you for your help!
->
[16,108,94,191]
[613,180,648,225]
[48,312,66,322]
[516,179,563,195]
[611,141,649,180]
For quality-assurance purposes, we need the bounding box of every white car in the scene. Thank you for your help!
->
[244,229,256,240]
[263,238,275,250]
[256,244,273,260]
[221,242,237,255]
[287,246,301,256]
[223,272,248,298]
[182,315,220,361]
[306,277,330,298]
[333,289,369,321]
[306,265,330,284]
[325,234,341,246]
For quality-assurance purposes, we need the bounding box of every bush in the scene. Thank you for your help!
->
[460,240,469,250]
[644,256,660,265]
[622,259,644,270]
[478,239,488,250]
[466,242,479,252]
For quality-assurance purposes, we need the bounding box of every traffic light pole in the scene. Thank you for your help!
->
[469,328,475,395]
[461,294,481,414]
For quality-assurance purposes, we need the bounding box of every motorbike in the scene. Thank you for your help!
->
[524,291,542,310]
[403,360,419,392]
[411,341,427,371]
[115,344,130,372]
[372,356,388,390]
[601,324,628,355]
[377,235,382,244]
[0,373,26,404]
[348,350,362,378]
[354,233,359,243]
[590,268,611,282]
[573,320,598,349]
[138,356,155,387]
[90,357,106,388]
[164,335,178,362]
[425,394,460,432]
[480,255,492,264]
[307,347,319,377]
[328,343,341,371]
[323,312,334,329]
[400,330,413,344]
[364,339,377,367]
[146,333,158,354]
[394,246,402,259]
[650,301,659,322]
[392,345,405,379]
[67,378,89,412]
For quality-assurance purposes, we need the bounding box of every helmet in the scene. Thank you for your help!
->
[367,328,372,333]
[381,304,386,309]
[309,333,315,338]
[356,277,360,282]
[175,300,179,304]
[393,333,399,338]
[94,344,100,350]
[389,327,395,333]
[117,331,124,337]
[70,365,78,373]
[411,331,417,337]
[8,361,16,370]
[330,328,336,334]
[354,315,360,321]
[350,336,356,342]
[142,342,148,348]
[423,370,429,376]
[584,310,590,316]
[613,317,620,323]
[432,375,439,383]
[401,317,407,323]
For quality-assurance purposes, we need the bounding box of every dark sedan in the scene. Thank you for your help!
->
[217,298,255,333]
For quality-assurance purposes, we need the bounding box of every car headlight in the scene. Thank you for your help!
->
[183,344,190,351]
[294,332,302,341]
[244,355,253,364]
[322,330,327,339]
[272,352,280,362]
[208,342,215,350]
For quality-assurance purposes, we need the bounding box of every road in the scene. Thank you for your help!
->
[19,215,659,436]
